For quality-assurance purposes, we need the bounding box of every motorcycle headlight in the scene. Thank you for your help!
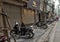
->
[30,25,33,27]
[30,25,34,29]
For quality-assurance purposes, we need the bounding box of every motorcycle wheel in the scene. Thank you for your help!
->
[10,30,16,37]
[10,30,20,39]
[41,25,48,29]
[26,31,34,39]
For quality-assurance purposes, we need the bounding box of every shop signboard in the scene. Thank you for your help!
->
[27,0,40,10]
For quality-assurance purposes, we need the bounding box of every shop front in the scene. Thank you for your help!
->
[22,8,34,25]
[3,3,21,28]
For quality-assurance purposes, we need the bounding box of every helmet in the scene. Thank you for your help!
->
[15,22,19,25]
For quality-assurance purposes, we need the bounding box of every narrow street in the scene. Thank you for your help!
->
[48,20,60,42]
[53,21,60,42]
[0,0,59,42]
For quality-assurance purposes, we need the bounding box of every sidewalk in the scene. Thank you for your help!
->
[49,21,60,42]
[10,21,56,42]
[53,21,59,42]
[36,21,57,42]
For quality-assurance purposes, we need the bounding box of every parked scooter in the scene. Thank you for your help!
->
[10,22,34,39]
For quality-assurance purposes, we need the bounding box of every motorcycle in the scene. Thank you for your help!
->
[10,26,34,39]
[0,35,6,42]
[35,22,48,29]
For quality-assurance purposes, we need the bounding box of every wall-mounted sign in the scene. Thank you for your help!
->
[32,1,37,7]
[27,0,40,10]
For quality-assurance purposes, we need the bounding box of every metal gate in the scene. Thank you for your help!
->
[3,4,21,28]
[22,8,34,24]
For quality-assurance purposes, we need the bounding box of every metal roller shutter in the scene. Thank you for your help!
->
[22,8,34,24]
[3,4,21,28]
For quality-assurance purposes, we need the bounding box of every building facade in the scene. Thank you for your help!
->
[0,0,35,28]
[0,0,55,29]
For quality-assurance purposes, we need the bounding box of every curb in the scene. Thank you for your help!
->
[35,21,57,42]
[48,22,58,42]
